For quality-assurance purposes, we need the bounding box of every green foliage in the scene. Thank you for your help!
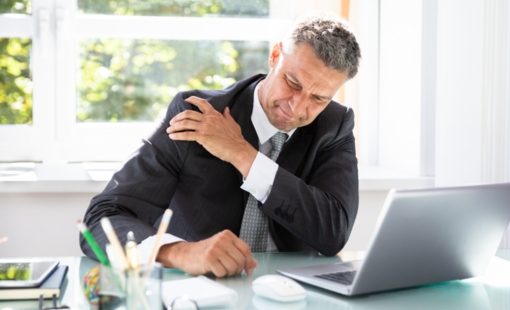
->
[0,2,270,125]
[77,39,268,122]
[0,38,32,125]
[0,0,32,14]
[78,0,268,17]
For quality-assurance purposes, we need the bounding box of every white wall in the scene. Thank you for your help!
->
[0,191,388,258]
[378,0,422,176]
[343,191,388,251]
[435,0,510,246]
[0,193,94,258]
[435,0,484,186]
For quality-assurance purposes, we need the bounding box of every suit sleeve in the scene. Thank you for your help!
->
[80,93,192,260]
[263,107,359,256]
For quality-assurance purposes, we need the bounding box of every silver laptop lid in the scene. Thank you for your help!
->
[351,183,510,295]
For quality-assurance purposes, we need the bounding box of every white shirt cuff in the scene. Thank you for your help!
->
[138,233,185,264]
[241,152,279,203]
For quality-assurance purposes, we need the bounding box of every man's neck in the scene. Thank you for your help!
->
[257,79,265,109]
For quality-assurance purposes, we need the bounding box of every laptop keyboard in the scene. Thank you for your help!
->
[314,270,357,285]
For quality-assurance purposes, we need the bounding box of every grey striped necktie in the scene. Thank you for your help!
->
[239,132,288,252]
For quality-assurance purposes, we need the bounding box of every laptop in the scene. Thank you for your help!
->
[278,183,510,296]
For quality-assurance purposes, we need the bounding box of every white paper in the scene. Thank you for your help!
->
[161,276,238,308]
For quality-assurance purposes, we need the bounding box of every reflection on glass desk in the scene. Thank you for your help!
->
[1,250,509,310]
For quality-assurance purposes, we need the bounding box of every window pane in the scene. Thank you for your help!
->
[0,38,32,125]
[0,0,32,14]
[77,0,269,17]
[77,39,269,123]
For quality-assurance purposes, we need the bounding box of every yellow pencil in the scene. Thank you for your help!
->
[125,231,141,269]
[146,209,173,267]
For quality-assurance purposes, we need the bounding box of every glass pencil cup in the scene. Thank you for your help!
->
[99,263,163,310]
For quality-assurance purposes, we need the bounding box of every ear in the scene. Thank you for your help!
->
[269,42,283,69]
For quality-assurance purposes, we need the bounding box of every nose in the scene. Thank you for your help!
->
[288,91,308,118]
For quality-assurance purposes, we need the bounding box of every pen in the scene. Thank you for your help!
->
[80,221,126,295]
[125,233,151,310]
[125,231,141,269]
[100,217,130,270]
[146,209,173,267]
[77,221,109,266]
[0,237,7,245]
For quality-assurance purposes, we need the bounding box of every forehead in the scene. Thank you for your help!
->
[282,43,347,95]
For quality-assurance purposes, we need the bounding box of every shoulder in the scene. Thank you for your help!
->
[309,100,355,141]
[171,74,265,113]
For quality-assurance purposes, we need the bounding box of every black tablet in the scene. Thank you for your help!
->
[0,260,59,288]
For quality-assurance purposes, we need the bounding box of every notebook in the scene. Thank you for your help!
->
[0,265,68,300]
[161,276,237,308]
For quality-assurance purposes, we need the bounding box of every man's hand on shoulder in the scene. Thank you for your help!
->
[156,230,258,277]
[166,96,257,178]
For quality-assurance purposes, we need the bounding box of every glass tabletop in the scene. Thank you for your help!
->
[1,250,509,310]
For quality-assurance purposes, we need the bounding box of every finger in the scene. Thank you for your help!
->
[169,109,204,126]
[224,245,247,275]
[231,237,256,275]
[202,246,228,277]
[244,258,258,276]
[166,119,200,134]
[169,131,199,141]
[223,106,237,123]
[207,258,228,278]
[215,252,239,277]
[214,231,245,275]
[185,96,214,115]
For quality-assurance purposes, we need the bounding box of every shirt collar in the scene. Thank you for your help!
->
[252,81,296,145]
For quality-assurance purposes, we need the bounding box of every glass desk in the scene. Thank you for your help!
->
[1,250,509,310]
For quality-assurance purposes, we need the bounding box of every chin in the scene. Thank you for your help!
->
[269,113,299,131]
[276,123,296,132]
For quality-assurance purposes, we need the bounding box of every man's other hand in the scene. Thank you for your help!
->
[156,230,258,277]
[166,96,257,178]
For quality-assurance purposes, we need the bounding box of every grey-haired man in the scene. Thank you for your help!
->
[81,11,361,278]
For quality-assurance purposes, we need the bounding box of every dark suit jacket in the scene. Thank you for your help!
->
[81,74,358,258]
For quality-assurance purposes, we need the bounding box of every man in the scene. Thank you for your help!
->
[81,11,361,278]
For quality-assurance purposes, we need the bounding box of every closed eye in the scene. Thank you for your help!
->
[286,77,301,89]
[314,96,325,102]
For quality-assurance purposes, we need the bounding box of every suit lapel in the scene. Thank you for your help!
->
[277,125,313,175]
[228,78,262,206]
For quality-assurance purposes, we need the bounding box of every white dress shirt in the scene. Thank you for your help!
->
[138,81,294,260]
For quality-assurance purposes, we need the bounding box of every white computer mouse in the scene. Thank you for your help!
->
[252,275,307,302]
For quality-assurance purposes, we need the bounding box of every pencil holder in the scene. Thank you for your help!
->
[126,264,163,310]
[99,263,163,310]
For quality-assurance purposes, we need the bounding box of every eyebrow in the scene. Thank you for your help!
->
[286,72,332,101]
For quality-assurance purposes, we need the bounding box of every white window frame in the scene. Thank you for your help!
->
[0,0,56,162]
[2,0,426,176]
[1,0,293,163]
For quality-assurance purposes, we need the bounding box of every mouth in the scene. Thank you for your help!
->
[277,106,296,121]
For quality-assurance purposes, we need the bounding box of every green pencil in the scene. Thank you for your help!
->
[77,221,110,266]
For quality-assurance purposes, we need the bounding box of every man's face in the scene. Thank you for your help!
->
[258,42,349,131]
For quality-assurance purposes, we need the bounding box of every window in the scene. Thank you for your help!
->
[1,0,385,169]
[0,0,293,162]
[0,0,54,162]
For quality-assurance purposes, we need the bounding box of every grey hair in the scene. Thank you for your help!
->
[283,11,361,79]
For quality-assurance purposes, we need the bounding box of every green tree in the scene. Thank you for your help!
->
[0,1,270,125]
[78,0,268,17]
[77,39,268,122]
[0,0,32,14]
[0,38,32,125]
